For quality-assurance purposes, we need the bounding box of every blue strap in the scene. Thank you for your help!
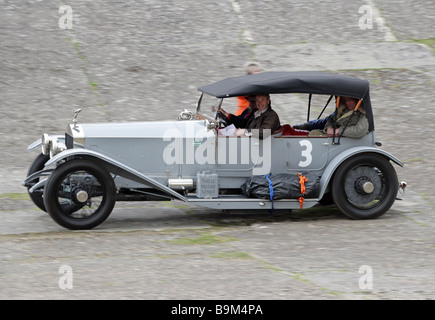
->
[265,173,274,213]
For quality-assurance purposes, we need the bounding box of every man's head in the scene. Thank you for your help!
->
[244,62,261,75]
[255,94,270,112]
[343,97,359,110]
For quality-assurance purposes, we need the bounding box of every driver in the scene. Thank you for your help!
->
[218,96,256,129]
[220,95,281,138]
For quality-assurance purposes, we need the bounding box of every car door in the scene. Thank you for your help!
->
[285,137,330,173]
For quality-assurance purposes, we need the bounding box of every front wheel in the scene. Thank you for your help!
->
[44,159,116,230]
[332,154,398,219]
[26,153,50,212]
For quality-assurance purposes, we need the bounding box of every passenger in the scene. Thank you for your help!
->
[293,96,338,131]
[323,96,369,138]
[234,62,261,116]
[234,94,281,138]
[293,113,334,131]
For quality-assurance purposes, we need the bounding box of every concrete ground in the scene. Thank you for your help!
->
[0,0,434,300]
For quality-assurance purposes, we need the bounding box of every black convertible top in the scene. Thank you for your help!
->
[198,71,374,131]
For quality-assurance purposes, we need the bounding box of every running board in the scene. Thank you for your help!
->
[186,195,319,210]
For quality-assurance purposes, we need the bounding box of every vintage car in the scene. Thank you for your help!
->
[23,71,405,229]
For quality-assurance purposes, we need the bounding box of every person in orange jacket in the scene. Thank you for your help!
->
[234,62,261,116]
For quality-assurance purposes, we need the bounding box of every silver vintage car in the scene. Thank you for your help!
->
[23,71,405,229]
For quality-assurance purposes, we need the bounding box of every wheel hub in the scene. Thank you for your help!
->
[355,177,375,194]
[75,190,89,203]
[344,166,382,205]
[72,186,89,204]
[362,181,375,194]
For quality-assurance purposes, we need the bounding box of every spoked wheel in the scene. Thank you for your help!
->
[332,154,398,219]
[44,159,116,230]
[26,153,50,212]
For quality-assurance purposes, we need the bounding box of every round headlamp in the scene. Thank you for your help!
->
[49,138,66,158]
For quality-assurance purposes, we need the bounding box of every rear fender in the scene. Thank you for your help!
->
[44,149,188,202]
[319,147,403,199]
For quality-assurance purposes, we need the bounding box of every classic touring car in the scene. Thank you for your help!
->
[23,71,405,229]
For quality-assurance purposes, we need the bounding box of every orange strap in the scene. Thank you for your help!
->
[354,99,363,111]
[336,96,341,108]
[298,173,308,209]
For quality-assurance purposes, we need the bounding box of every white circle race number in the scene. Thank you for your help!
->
[298,140,313,167]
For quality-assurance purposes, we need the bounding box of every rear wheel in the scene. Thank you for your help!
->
[44,159,116,230]
[332,154,398,219]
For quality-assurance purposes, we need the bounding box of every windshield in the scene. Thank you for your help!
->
[196,93,224,120]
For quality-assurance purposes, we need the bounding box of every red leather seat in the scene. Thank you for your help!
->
[272,126,284,135]
[282,124,309,136]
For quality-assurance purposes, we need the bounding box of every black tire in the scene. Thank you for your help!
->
[332,154,398,219]
[44,159,116,230]
[26,153,50,212]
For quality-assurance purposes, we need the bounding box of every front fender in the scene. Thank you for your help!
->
[318,147,403,199]
[26,135,65,152]
[45,149,188,202]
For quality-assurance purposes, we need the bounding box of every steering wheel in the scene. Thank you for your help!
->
[216,111,229,127]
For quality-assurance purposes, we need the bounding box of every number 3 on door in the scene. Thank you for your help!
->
[298,140,313,167]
